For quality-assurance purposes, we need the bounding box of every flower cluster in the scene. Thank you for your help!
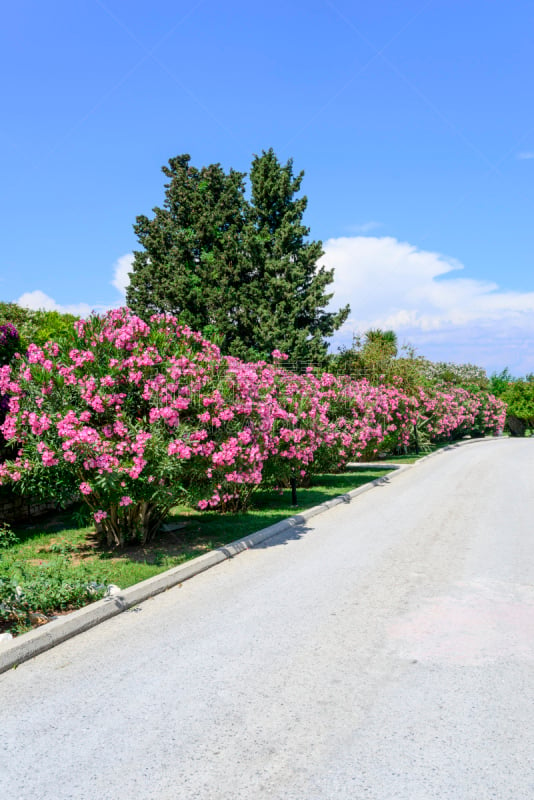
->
[416,385,506,441]
[0,323,20,368]
[0,323,18,347]
[0,308,506,546]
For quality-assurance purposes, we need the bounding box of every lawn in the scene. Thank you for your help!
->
[0,468,390,635]
[378,439,479,464]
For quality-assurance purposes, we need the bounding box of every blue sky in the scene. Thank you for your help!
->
[2,0,534,373]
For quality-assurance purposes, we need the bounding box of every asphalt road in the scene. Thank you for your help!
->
[2,438,534,799]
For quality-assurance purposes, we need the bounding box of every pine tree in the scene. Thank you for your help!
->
[126,155,252,353]
[245,149,349,367]
[127,150,349,366]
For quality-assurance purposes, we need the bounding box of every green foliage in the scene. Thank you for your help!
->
[0,303,78,353]
[0,554,107,633]
[500,379,534,427]
[331,329,415,385]
[0,523,19,550]
[126,149,349,366]
[331,334,492,396]
[244,149,349,366]
[127,155,254,357]
[29,309,79,348]
[364,329,398,357]
[489,368,515,397]
[0,303,31,335]
[359,329,398,382]
[489,370,534,436]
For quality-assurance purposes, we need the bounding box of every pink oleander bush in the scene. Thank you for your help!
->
[0,309,244,545]
[0,308,506,547]
[416,385,506,442]
[0,323,20,458]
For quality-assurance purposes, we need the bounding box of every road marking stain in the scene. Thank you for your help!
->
[389,579,534,666]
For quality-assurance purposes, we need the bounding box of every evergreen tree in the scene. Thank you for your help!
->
[245,149,349,366]
[127,150,349,366]
[127,155,253,353]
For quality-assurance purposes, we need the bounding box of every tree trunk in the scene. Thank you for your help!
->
[98,502,171,548]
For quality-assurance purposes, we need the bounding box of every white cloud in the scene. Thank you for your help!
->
[517,152,534,160]
[16,290,95,317]
[323,236,534,374]
[111,253,134,296]
[15,253,135,318]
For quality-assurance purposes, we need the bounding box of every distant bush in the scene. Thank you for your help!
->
[500,379,534,436]
[0,303,79,353]
[330,333,489,393]
[489,368,515,397]
[418,360,489,390]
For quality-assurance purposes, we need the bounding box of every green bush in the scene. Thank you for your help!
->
[0,303,79,353]
[500,379,534,435]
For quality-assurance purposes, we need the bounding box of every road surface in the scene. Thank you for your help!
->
[2,437,534,799]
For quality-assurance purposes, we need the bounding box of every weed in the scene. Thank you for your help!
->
[0,523,19,551]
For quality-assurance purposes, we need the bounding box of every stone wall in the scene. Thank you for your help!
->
[0,493,58,524]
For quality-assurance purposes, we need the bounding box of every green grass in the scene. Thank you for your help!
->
[382,433,505,464]
[0,468,389,635]
[379,440,474,464]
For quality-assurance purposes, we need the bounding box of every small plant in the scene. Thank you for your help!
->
[0,523,19,550]
[47,540,76,555]
[0,560,108,634]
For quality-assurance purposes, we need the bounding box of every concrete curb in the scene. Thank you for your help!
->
[411,434,508,466]
[0,436,503,673]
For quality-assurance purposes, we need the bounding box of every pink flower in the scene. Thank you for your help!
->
[168,440,192,458]
[79,482,92,495]
[119,496,133,506]
[94,510,107,523]
[41,449,58,466]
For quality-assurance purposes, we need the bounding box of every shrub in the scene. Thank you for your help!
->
[0,323,20,366]
[0,303,78,353]
[0,309,235,545]
[500,380,534,435]
[0,324,20,459]
[416,385,505,442]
